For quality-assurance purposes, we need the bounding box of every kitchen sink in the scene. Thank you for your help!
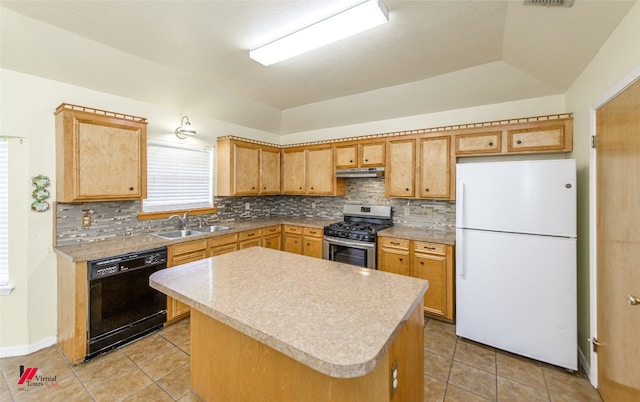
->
[153,229,205,239]
[197,225,231,232]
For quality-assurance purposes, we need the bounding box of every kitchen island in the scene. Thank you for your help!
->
[150,247,428,402]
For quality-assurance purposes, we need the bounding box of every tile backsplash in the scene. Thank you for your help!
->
[55,178,455,246]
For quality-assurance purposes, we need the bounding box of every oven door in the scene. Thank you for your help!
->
[323,236,376,269]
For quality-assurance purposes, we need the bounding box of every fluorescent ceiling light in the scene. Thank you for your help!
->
[250,0,389,66]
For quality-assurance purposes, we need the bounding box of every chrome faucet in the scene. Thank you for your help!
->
[168,211,189,230]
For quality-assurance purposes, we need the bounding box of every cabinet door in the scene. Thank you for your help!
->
[419,136,450,199]
[234,143,260,195]
[378,248,410,276]
[239,238,261,249]
[335,145,358,169]
[306,147,335,195]
[302,236,323,259]
[262,233,282,250]
[507,125,565,153]
[413,253,447,318]
[261,147,281,194]
[283,233,302,254]
[282,149,306,194]
[167,246,207,323]
[75,120,145,200]
[386,139,415,198]
[359,142,385,167]
[455,131,501,156]
[210,243,237,256]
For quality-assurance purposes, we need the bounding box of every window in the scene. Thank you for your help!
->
[144,141,213,212]
[0,138,9,292]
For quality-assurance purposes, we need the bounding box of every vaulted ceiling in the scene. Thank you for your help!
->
[0,1,635,134]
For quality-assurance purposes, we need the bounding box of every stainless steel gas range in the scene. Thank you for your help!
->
[323,205,392,269]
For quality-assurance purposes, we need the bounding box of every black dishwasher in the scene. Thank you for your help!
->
[87,247,167,359]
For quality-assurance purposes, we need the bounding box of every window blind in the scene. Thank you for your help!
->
[0,138,8,286]
[144,141,213,212]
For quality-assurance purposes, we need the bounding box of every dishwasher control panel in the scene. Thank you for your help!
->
[88,247,167,280]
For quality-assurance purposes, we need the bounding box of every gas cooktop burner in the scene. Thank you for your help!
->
[324,205,393,242]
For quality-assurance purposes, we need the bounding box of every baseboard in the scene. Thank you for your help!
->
[0,336,57,358]
[578,345,594,384]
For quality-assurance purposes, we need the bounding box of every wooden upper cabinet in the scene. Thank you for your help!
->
[282,148,306,194]
[55,104,147,202]
[335,141,385,169]
[359,141,385,167]
[306,147,335,195]
[455,117,572,157]
[507,125,566,153]
[419,136,450,199]
[234,143,260,195]
[260,147,281,194]
[217,139,279,196]
[335,145,358,169]
[455,131,501,156]
[386,139,416,198]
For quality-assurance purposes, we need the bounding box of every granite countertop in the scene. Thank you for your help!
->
[149,247,428,379]
[378,226,456,245]
[54,217,339,262]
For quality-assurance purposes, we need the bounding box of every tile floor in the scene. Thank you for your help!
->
[0,317,602,402]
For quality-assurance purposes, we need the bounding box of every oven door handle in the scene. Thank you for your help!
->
[324,236,376,249]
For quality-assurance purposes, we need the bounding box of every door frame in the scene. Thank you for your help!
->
[588,65,640,387]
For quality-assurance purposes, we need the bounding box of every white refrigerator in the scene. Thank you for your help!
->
[456,159,577,370]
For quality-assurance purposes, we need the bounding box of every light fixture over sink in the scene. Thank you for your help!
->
[175,116,197,139]
[249,0,389,66]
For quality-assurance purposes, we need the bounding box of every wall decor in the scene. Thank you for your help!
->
[31,174,51,212]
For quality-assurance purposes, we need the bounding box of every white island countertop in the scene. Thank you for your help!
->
[149,247,428,378]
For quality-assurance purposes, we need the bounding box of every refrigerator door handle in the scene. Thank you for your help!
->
[458,233,465,278]
[459,182,465,228]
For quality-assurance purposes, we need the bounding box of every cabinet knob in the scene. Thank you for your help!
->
[129,187,134,191]
[310,187,314,190]
[517,140,522,145]
[299,187,302,190]
[420,261,424,265]
[405,188,409,191]
[365,159,368,162]
[263,186,267,190]
[350,160,353,163]
[425,188,429,192]
[252,186,255,190]
[488,142,493,146]
[399,258,403,262]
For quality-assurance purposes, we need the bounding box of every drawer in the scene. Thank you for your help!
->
[208,233,238,247]
[413,241,446,255]
[455,131,501,155]
[284,225,302,234]
[238,229,261,241]
[379,237,410,250]
[262,225,282,235]
[303,227,322,237]
[172,239,208,255]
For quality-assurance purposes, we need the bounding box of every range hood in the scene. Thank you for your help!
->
[335,167,385,178]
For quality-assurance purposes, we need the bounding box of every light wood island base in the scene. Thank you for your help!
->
[190,304,424,402]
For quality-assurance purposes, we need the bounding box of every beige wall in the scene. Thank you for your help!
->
[0,68,278,355]
[565,0,640,376]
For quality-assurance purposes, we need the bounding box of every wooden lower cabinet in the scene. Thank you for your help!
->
[208,233,238,257]
[378,237,410,276]
[262,225,282,250]
[302,227,323,258]
[283,225,303,254]
[238,228,262,249]
[378,237,455,321]
[167,239,208,323]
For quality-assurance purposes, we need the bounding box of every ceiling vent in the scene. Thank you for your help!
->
[523,0,573,6]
